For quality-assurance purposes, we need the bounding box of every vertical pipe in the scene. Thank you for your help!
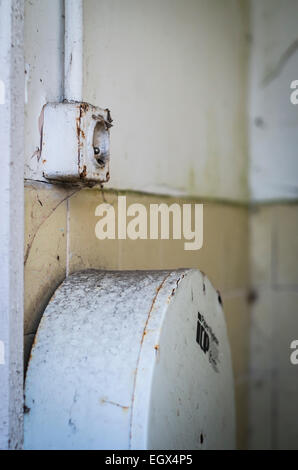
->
[0,0,24,449]
[64,0,83,101]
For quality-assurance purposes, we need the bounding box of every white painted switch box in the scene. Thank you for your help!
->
[41,102,112,185]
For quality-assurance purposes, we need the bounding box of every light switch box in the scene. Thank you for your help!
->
[41,102,112,185]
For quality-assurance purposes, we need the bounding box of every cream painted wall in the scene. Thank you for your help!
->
[249,0,298,201]
[83,0,249,202]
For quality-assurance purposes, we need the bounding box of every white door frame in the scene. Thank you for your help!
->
[0,0,24,450]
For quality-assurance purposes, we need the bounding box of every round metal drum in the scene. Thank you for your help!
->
[24,269,235,449]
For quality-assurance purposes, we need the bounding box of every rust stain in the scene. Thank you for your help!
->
[101,399,129,412]
[76,116,80,140]
[28,332,39,366]
[80,102,90,115]
[139,278,169,349]
[154,344,160,360]
[76,103,90,172]
[76,117,85,140]
[42,159,47,164]
[80,165,87,179]
[76,107,82,171]
[129,273,171,447]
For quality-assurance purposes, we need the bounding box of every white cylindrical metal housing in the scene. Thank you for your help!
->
[64,0,83,101]
[24,269,235,450]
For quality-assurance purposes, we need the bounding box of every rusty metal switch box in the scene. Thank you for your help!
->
[41,102,112,185]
